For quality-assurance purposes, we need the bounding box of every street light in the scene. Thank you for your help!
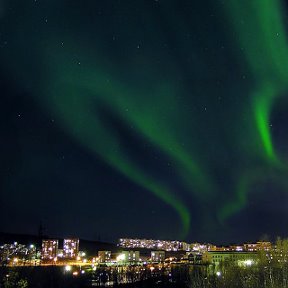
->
[65,265,72,272]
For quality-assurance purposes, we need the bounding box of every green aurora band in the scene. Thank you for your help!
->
[219,0,288,220]
[2,0,288,238]
[44,52,213,237]
[47,68,193,236]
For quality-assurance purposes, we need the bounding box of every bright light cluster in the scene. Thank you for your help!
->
[0,242,37,264]
[63,239,79,258]
[119,238,190,251]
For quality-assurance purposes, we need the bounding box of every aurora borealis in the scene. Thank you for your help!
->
[1,0,288,243]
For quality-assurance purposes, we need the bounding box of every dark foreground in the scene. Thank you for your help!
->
[0,266,185,288]
[3,263,288,288]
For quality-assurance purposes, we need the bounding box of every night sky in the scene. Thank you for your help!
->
[1,0,288,244]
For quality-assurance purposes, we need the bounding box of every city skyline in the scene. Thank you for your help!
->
[0,234,277,270]
[0,230,277,249]
[2,234,288,287]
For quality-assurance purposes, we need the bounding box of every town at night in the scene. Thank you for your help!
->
[1,233,288,287]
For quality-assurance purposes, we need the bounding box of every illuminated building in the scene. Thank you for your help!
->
[190,243,208,252]
[186,252,203,264]
[63,238,79,259]
[257,241,272,251]
[215,246,229,251]
[127,251,140,262]
[207,244,217,251]
[204,251,258,266]
[180,242,190,251]
[151,251,165,262]
[189,243,217,252]
[119,238,189,251]
[243,243,257,251]
[116,251,140,263]
[42,240,58,260]
[229,245,244,251]
[0,242,37,264]
[243,241,271,251]
[98,251,111,263]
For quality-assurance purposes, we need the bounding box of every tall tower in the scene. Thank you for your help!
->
[42,239,58,260]
[63,238,79,259]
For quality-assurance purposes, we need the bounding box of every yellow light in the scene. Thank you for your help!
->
[13,258,18,263]
[72,271,78,276]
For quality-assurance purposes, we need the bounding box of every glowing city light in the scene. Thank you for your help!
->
[117,254,125,261]
[65,265,72,272]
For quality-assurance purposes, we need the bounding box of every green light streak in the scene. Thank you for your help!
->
[253,86,277,162]
[219,177,246,223]
[219,165,288,222]
[78,68,213,199]
[45,41,214,201]
[219,0,288,220]
[41,53,194,237]
[5,0,288,235]
[224,0,288,161]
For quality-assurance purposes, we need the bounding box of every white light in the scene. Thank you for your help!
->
[65,265,72,272]
[216,271,221,277]
[117,254,125,261]
[244,259,253,266]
